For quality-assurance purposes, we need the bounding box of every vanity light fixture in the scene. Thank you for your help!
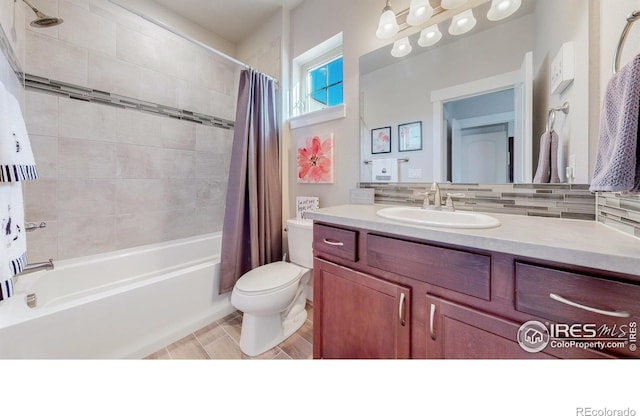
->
[487,0,522,21]
[406,0,433,26]
[441,0,469,10]
[418,24,442,47]
[448,9,476,35]
[376,0,400,39]
[391,37,413,57]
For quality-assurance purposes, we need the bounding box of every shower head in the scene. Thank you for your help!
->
[20,0,63,28]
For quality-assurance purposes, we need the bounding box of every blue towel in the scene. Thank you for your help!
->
[590,54,640,193]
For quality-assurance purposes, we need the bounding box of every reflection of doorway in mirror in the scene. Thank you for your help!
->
[452,123,512,183]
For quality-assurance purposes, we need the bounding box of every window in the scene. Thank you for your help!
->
[308,56,343,110]
[292,33,344,119]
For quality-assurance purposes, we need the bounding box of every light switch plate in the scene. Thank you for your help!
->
[550,42,574,95]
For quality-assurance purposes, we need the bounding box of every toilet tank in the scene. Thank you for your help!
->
[286,218,313,269]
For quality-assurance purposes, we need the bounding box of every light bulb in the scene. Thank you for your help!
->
[391,37,412,58]
[407,0,433,26]
[487,0,521,21]
[449,9,476,35]
[376,6,399,39]
[418,24,442,47]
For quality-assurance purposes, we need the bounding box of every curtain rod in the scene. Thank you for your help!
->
[107,0,278,84]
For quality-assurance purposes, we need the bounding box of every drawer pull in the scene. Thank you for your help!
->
[429,303,436,340]
[399,292,406,326]
[322,238,344,247]
[549,293,632,318]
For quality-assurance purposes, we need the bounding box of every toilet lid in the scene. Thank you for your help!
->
[236,261,305,294]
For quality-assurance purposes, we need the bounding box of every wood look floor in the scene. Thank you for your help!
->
[145,302,313,359]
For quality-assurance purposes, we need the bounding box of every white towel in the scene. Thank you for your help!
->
[0,183,28,277]
[372,158,398,182]
[0,80,38,182]
[0,233,13,302]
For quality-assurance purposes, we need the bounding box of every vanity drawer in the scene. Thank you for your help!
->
[367,234,490,300]
[515,262,640,324]
[313,224,358,262]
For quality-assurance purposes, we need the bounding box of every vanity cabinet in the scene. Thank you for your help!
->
[312,221,640,359]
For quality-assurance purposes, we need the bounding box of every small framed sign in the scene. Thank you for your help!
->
[398,121,422,152]
[371,126,392,154]
[295,196,319,220]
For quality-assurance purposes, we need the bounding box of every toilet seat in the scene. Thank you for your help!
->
[235,261,306,296]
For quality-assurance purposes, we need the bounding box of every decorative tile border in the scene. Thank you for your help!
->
[359,182,596,220]
[24,74,235,130]
[596,193,640,238]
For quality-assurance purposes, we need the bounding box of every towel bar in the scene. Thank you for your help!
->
[546,102,569,132]
[363,158,409,164]
[613,10,640,75]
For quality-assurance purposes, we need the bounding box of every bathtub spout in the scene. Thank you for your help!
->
[17,259,55,276]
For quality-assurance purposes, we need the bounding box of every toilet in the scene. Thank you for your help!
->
[230,218,313,356]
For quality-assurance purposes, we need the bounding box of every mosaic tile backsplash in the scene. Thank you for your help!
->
[596,193,640,238]
[358,183,596,221]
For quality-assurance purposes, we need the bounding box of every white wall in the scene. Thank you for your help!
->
[532,0,591,183]
[0,0,26,101]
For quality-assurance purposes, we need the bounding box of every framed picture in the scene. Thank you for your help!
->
[371,126,392,154]
[296,134,334,184]
[398,121,422,152]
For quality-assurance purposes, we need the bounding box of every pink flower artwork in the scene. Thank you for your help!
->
[297,134,334,184]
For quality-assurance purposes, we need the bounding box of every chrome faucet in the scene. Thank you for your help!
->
[421,182,442,210]
[16,259,54,276]
[431,182,442,209]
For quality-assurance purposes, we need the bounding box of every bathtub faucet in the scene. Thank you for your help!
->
[17,258,55,276]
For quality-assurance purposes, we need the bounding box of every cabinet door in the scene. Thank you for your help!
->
[426,294,554,359]
[426,295,616,359]
[314,258,411,359]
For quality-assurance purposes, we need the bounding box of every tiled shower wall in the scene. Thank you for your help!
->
[359,182,596,220]
[19,0,238,261]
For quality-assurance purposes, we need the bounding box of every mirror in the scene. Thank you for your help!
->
[360,0,591,184]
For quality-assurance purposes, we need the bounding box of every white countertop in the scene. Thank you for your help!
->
[305,204,640,278]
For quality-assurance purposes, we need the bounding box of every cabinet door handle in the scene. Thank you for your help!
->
[549,293,632,318]
[322,238,344,247]
[398,292,406,326]
[429,303,436,340]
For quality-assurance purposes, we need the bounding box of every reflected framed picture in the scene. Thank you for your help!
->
[398,121,422,152]
[371,126,392,154]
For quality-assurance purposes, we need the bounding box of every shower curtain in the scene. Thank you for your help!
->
[219,69,282,294]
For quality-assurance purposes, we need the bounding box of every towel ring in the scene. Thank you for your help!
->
[613,10,640,75]
[547,102,569,132]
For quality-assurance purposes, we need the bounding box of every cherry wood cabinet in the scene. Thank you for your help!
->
[313,258,410,359]
[312,221,640,359]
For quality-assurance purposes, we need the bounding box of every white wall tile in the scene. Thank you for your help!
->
[29,134,58,179]
[57,179,115,218]
[58,0,116,57]
[58,138,116,178]
[116,108,161,147]
[58,215,116,258]
[59,97,116,141]
[25,90,58,136]
[25,31,88,86]
[88,51,140,98]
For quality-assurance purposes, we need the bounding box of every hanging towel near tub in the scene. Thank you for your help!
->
[0,183,28,276]
[0,233,13,302]
[0,81,38,182]
[372,158,398,182]
[590,54,640,193]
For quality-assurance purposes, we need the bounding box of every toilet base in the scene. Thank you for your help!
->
[239,308,307,357]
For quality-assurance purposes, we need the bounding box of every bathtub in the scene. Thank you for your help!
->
[0,233,235,358]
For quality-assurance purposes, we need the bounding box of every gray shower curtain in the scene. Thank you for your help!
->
[219,69,282,294]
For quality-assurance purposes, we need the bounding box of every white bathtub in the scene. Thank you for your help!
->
[0,233,235,358]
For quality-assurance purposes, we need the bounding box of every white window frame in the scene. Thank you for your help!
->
[301,50,343,114]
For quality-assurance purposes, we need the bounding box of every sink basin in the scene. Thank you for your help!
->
[376,207,501,229]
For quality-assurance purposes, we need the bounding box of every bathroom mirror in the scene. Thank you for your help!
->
[359,0,592,184]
